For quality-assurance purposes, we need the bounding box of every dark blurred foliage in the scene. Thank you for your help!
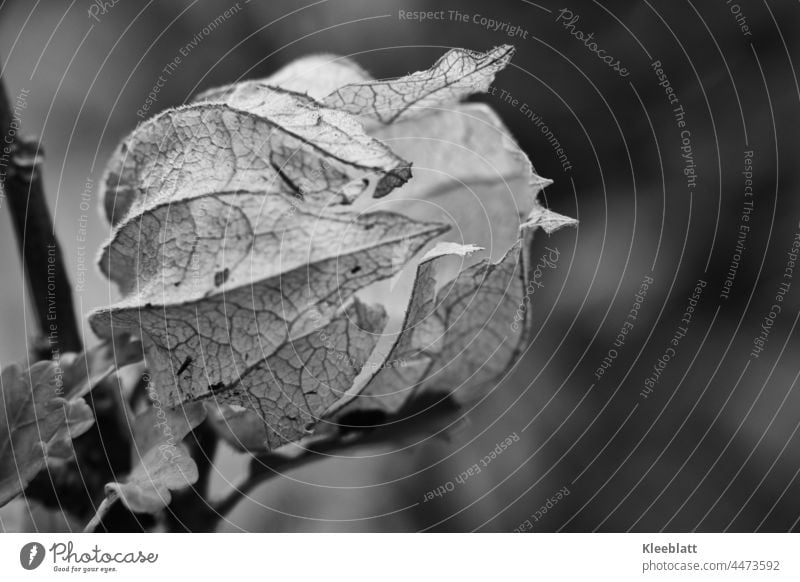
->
[1,0,798,532]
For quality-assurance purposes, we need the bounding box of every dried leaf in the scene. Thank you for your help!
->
[97,190,446,300]
[101,87,412,225]
[201,54,370,102]
[344,243,478,413]
[347,215,573,416]
[411,241,528,404]
[104,402,206,514]
[90,199,445,412]
[324,45,515,125]
[208,298,385,449]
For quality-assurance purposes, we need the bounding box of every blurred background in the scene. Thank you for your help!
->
[1,0,799,532]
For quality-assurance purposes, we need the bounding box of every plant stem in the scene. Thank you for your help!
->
[0,73,81,359]
[83,492,118,533]
[213,469,268,517]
